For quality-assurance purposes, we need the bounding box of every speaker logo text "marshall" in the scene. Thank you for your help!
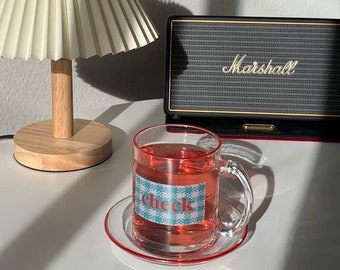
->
[222,54,298,76]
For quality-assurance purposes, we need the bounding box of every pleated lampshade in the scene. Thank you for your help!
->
[0,0,158,171]
[0,0,158,60]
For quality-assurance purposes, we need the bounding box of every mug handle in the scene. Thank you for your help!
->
[219,160,254,237]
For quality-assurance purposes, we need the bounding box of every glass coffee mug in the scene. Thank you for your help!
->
[132,124,253,256]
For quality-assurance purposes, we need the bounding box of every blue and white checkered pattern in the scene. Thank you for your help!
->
[135,174,206,226]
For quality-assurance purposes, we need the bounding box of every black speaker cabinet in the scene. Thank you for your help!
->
[164,16,340,141]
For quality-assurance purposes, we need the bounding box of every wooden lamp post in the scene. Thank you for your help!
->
[13,58,114,171]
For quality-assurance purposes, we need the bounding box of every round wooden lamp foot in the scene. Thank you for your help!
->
[13,119,112,171]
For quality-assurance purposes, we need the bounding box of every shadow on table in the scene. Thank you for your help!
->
[220,139,275,243]
[0,100,163,270]
[283,143,340,270]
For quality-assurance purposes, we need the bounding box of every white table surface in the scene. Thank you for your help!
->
[0,99,339,270]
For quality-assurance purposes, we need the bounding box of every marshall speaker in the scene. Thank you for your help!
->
[164,16,340,140]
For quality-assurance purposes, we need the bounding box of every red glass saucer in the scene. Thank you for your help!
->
[104,196,248,265]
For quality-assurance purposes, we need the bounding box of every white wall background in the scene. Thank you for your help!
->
[1,0,339,135]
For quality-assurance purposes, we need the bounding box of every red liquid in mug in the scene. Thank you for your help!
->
[132,143,219,254]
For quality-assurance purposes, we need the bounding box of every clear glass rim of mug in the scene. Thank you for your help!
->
[132,124,222,159]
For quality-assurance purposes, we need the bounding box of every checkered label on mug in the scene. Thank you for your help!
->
[135,174,206,226]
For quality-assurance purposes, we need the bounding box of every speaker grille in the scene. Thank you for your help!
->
[166,17,340,119]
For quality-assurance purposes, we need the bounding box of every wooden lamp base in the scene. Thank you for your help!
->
[13,119,112,171]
